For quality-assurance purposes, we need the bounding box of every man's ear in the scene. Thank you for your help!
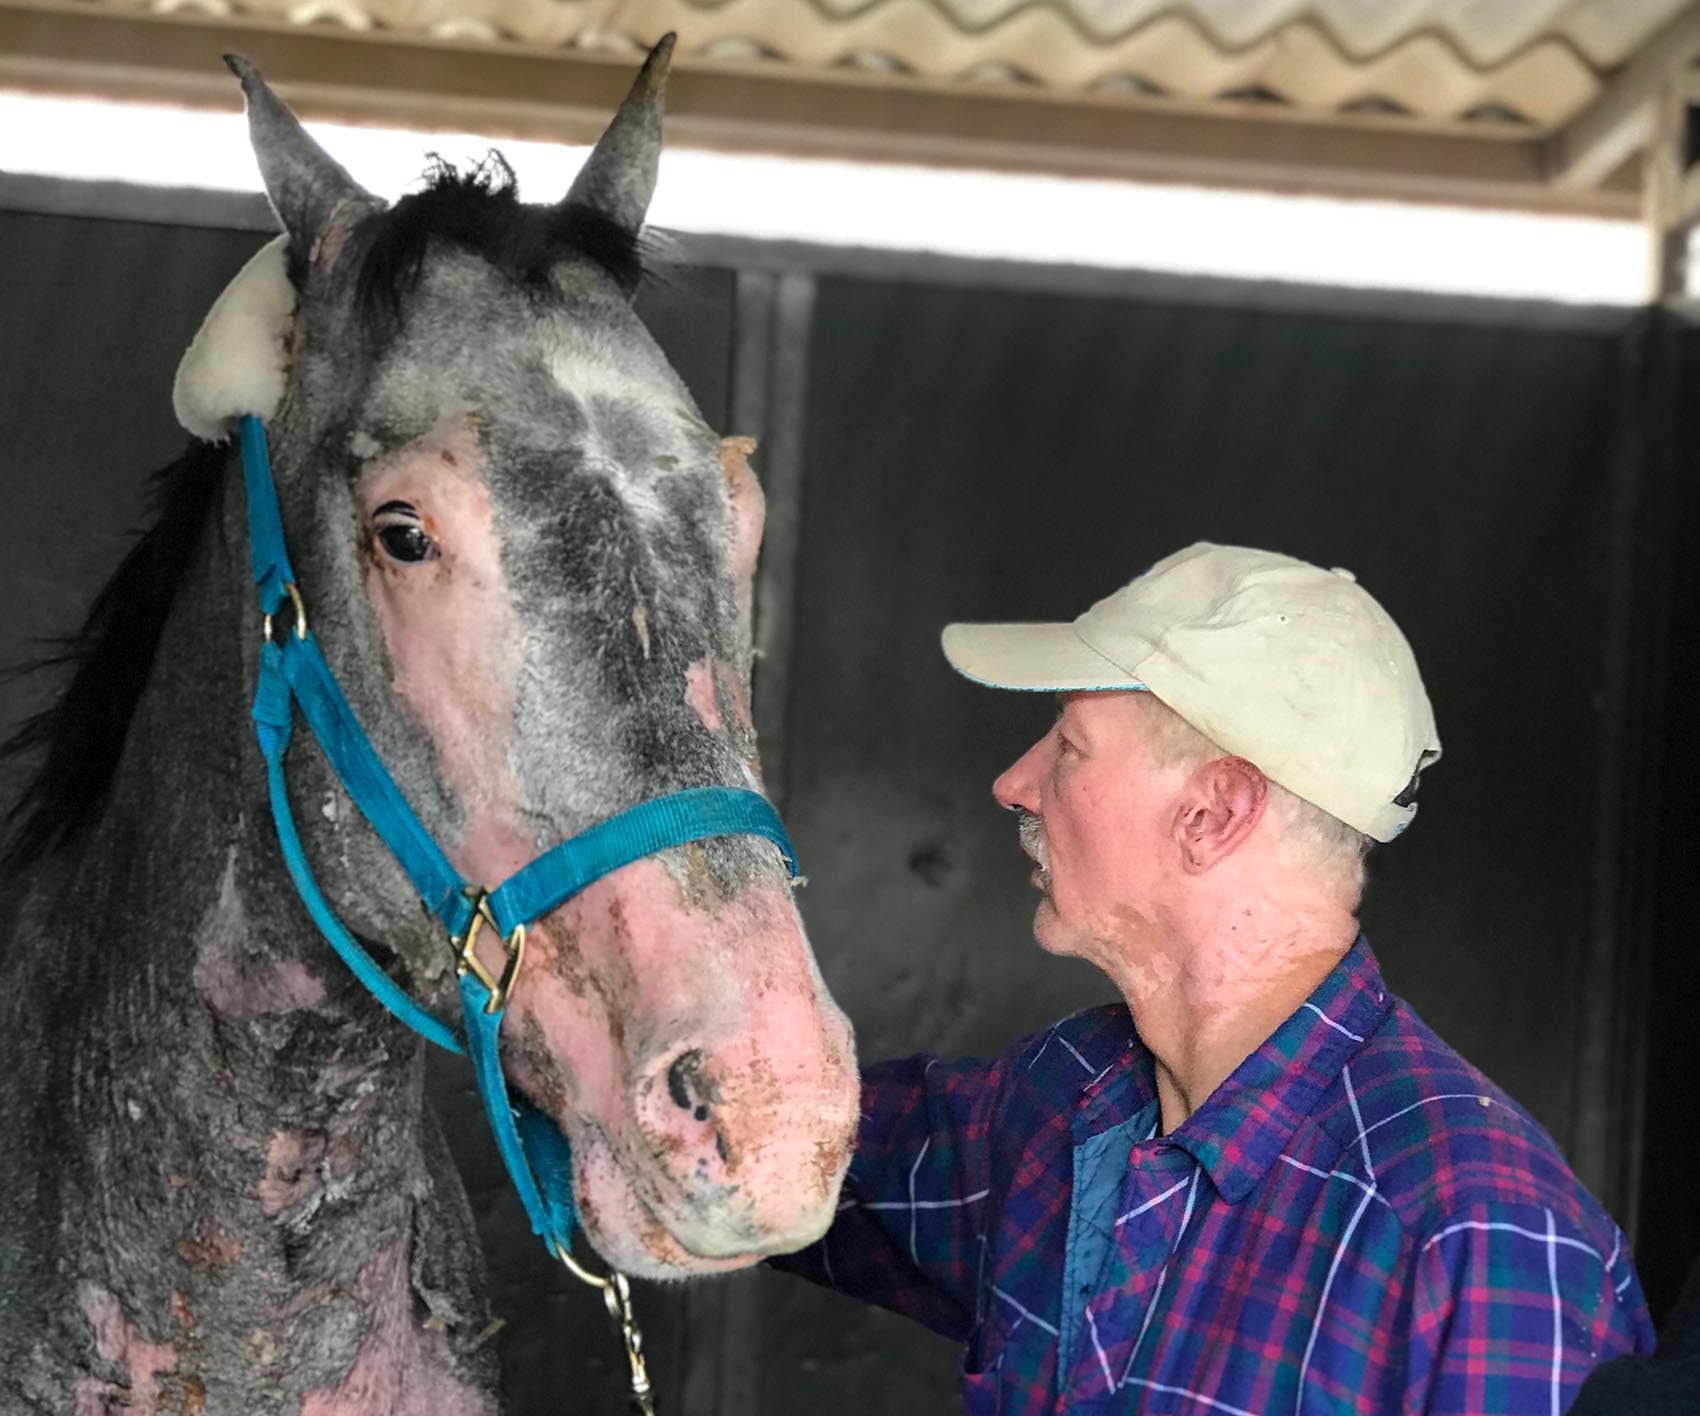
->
[1172,757,1268,872]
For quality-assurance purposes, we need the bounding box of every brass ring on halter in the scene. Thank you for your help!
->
[454,886,527,1013]
[552,1238,610,1291]
[260,582,309,645]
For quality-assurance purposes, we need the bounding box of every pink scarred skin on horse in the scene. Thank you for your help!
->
[0,38,857,1415]
[359,421,855,1270]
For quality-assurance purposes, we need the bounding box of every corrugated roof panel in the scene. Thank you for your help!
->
[65,0,1700,131]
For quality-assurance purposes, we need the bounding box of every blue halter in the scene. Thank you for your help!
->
[239,414,798,1262]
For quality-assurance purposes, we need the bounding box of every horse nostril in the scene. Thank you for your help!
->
[667,1049,711,1121]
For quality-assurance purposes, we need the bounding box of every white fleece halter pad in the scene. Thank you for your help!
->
[172,235,294,441]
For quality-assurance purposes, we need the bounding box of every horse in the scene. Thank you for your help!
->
[0,39,858,1413]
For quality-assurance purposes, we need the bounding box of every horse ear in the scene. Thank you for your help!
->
[721,436,764,661]
[562,32,674,238]
[225,54,374,253]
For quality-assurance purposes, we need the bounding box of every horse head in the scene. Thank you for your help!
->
[216,42,857,1279]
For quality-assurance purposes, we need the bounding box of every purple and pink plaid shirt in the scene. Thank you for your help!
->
[776,936,1654,1413]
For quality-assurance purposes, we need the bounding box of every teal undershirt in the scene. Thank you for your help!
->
[1057,1099,1161,1386]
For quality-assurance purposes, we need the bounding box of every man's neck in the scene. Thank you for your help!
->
[1105,901,1358,1135]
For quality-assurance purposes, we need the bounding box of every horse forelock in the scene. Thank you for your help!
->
[352,154,655,350]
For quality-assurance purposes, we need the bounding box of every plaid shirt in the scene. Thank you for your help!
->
[776,937,1654,1413]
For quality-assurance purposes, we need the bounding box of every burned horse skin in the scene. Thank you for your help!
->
[0,42,857,1414]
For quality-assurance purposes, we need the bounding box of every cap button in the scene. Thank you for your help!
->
[1330,566,1358,582]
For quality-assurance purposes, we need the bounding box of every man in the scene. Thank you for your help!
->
[775,543,1654,1414]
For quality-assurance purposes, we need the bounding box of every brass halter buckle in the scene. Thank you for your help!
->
[454,886,527,1014]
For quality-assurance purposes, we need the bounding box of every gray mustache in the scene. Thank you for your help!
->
[1017,811,1048,872]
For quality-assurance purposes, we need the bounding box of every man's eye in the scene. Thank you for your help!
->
[372,502,439,564]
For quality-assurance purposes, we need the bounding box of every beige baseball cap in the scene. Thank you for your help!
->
[941,542,1441,842]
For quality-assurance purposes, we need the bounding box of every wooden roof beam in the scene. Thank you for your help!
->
[1545,1,1700,191]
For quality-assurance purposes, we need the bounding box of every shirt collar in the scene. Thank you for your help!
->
[1160,933,1392,1204]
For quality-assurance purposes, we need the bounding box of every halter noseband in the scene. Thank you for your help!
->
[240,415,796,1393]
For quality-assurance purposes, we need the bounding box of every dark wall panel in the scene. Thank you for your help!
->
[1636,316,1700,1322]
[0,211,268,806]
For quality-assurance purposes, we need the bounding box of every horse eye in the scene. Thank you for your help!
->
[379,524,436,563]
[372,503,439,565]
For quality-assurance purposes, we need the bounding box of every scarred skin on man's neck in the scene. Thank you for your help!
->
[991,688,1361,1135]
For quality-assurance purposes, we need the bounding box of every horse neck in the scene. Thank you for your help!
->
[41,444,426,1118]
[0,446,491,1408]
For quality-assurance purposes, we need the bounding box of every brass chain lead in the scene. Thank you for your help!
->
[556,1243,655,1414]
[604,1270,654,1415]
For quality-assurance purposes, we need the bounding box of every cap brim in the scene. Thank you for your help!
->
[941,622,1145,692]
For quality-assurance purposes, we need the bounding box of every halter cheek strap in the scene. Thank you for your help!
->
[240,415,799,1273]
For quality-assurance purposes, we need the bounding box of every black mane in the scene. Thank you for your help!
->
[1,439,228,874]
[356,154,654,342]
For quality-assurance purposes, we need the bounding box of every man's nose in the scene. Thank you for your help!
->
[993,736,1045,813]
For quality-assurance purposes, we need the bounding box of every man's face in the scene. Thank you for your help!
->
[992,692,1182,964]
